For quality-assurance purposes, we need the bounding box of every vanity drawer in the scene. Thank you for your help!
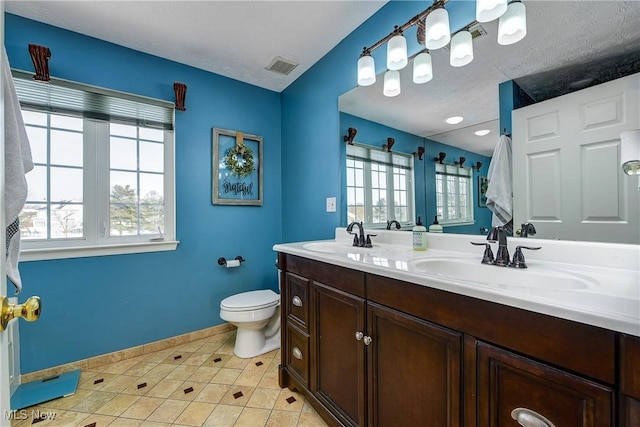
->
[285,272,309,330]
[285,323,309,387]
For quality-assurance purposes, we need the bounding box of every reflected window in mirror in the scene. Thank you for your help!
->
[346,144,414,228]
[435,163,474,225]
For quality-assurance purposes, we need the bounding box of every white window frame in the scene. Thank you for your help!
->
[14,72,178,261]
[435,163,474,226]
[346,143,415,229]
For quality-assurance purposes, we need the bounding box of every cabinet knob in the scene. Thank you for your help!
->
[363,336,372,346]
[292,296,303,307]
[355,331,364,340]
[292,346,303,360]
[511,408,556,427]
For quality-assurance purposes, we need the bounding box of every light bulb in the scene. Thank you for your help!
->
[498,1,527,45]
[383,70,401,97]
[357,54,376,87]
[425,8,451,50]
[450,31,473,67]
[476,0,508,23]
[387,33,408,71]
[413,52,433,84]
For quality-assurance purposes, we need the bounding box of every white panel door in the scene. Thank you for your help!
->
[513,73,640,243]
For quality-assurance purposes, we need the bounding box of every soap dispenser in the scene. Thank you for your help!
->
[429,215,443,233]
[413,216,427,251]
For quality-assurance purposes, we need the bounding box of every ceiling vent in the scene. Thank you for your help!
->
[444,24,486,51]
[265,56,299,76]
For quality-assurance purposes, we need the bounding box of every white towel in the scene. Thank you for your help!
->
[3,47,34,293]
[485,134,512,230]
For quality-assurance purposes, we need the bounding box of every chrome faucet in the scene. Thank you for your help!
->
[386,220,401,230]
[347,221,366,247]
[520,222,537,238]
[487,226,510,266]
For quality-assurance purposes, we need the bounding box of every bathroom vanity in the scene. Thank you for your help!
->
[274,230,639,427]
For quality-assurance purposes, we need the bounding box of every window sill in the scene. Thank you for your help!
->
[20,240,180,262]
[440,221,475,228]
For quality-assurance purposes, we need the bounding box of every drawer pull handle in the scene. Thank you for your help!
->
[292,296,303,307]
[355,331,364,341]
[292,347,303,360]
[363,336,372,346]
[511,408,556,427]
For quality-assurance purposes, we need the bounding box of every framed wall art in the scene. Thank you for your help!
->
[212,128,263,206]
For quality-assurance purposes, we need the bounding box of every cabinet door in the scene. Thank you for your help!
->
[478,342,613,427]
[312,281,366,427]
[367,302,462,427]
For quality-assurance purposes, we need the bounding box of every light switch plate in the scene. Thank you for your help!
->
[326,197,337,212]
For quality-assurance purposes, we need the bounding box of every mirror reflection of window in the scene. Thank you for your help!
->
[346,144,414,227]
[435,163,474,225]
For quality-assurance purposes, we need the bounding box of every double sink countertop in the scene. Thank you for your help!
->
[274,228,640,337]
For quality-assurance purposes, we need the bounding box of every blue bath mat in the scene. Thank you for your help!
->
[11,369,80,410]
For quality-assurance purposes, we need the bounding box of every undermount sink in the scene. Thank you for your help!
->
[409,258,598,291]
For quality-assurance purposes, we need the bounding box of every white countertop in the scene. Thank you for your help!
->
[274,229,640,337]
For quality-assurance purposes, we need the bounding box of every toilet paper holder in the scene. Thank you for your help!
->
[217,256,246,266]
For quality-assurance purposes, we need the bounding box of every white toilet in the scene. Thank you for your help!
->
[220,289,281,358]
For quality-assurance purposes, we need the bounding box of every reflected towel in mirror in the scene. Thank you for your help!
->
[486,134,512,231]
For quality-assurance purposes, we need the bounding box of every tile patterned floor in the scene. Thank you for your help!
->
[10,330,328,427]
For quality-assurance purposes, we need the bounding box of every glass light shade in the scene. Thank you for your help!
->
[383,70,401,97]
[476,0,508,23]
[387,33,408,71]
[357,55,376,86]
[425,8,451,50]
[412,52,433,84]
[498,1,527,45]
[450,31,474,67]
[621,130,640,176]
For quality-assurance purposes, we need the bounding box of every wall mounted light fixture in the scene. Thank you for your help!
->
[414,146,426,160]
[455,156,467,167]
[471,161,483,172]
[344,127,358,145]
[383,137,396,152]
[434,152,446,164]
[357,0,527,95]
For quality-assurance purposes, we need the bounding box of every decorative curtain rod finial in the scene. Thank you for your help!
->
[173,82,187,111]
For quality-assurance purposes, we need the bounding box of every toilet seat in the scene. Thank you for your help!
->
[221,289,280,312]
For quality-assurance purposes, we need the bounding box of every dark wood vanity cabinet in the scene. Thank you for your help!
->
[278,253,624,427]
[620,334,640,427]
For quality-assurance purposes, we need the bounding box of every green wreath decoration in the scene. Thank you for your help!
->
[224,145,255,178]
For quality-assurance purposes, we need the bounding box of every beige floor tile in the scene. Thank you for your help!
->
[265,410,300,427]
[273,389,305,412]
[94,393,140,417]
[9,407,58,426]
[256,371,280,390]
[47,409,90,425]
[76,371,102,389]
[183,353,211,367]
[297,410,329,427]
[244,357,272,371]
[177,340,206,352]
[203,404,242,427]
[124,362,158,377]
[211,368,242,385]
[138,421,171,427]
[75,413,116,426]
[146,399,190,423]
[100,375,140,393]
[71,391,117,413]
[223,356,250,370]
[245,388,280,410]
[120,377,161,396]
[219,385,255,407]
[216,344,236,355]
[165,364,199,381]
[233,369,264,387]
[203,354,232,368]
[119,396,165,420]
[194,384,231,404]
[196,342,224,354]
[162,352,194,365]
[142,350,173,363]
[144,363,178,379]
[46,389,95,410]
[94,357,145,375]
[173,401,214,426]
[233,407,270,427]
[186,366,220,383]
[145,378,184,399]
[110,418,143,426]
[167,381,207,401]
[77,373,120,392]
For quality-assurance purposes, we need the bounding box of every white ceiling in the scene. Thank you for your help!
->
[5,0,387,93]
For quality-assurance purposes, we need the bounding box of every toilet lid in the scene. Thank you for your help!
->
[221,289,280,312]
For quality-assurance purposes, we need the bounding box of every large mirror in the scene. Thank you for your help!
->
[340,1,640,242]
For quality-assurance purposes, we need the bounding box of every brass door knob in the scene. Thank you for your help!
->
[0,296,41,331]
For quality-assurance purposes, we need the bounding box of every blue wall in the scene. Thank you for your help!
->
[281,0,480,242]
[6,14,283,373]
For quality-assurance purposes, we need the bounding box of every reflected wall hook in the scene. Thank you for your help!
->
[434,152,446,163]
[471,161,482,172]
[383,137,395,152]
[413,146,425,160]
[344,127,357,145]
[455,156,466,167]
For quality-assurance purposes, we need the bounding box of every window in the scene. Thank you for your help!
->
[14,70,177,260]
[346,144,414,227]
[435,163,474,225]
